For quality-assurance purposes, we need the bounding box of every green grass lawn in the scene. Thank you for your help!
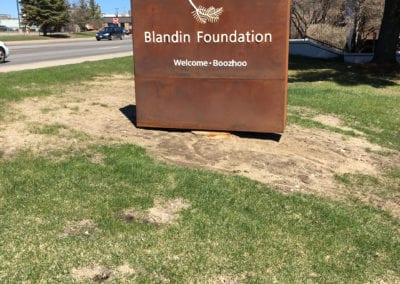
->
[1,145,399,283]
[0,57,133,120]
[0,56,399,282]
[288,57,400,151]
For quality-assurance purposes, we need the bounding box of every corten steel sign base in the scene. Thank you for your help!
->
[132,0,290,133]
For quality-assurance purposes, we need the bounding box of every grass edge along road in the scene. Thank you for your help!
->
[0,31,97,42]
[0,56,399,282]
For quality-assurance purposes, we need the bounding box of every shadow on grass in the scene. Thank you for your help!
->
[43,34,71,39]
[289,56,399,88]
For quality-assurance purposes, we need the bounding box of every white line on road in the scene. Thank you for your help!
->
[96,46,121,50]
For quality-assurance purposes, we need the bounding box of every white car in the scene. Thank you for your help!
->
[0,41,10,63]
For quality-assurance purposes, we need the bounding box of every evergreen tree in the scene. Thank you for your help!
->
[20,0,70,36]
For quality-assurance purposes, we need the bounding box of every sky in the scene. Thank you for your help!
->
[0,0,131,18]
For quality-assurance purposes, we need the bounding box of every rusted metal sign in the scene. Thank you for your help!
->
[131,0,290,133]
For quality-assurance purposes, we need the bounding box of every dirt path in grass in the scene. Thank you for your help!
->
[1,75,399,217]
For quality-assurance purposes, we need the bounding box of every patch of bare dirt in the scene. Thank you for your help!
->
[289,106,367,135]
[62,219,101,238]
[116,264,136,276]
[1,75,399,217]
[71,263,145,282]
[71,265,112,282]
[312,114,365,135]
[209,275,243,283]
[120,198,190,225]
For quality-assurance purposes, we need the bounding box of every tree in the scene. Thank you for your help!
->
[345,0,383,52]
[373,0,400,64]
[290,0,347,48]
[20,0,70,36]
[71,0,89,30]
[291,0,337,38]
[88,0,101,21]
[70,0,101,31]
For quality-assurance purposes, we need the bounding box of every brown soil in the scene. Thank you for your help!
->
[71,264,146,282]
[1,75,399,217]
[62,219,101,238]
[120,198,190,225]
[71,265,113,282]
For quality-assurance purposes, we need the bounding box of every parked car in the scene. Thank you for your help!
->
[95,27,124,41]
[0,41,10,63]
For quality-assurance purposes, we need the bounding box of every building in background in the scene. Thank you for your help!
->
[101,12,132,33]
[0,14,12,20]
[0,14,19,31]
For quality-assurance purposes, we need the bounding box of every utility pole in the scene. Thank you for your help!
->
[16,0,21,31]
[115,8,119,17]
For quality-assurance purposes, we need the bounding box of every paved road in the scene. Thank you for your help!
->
[0,37,133,72]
